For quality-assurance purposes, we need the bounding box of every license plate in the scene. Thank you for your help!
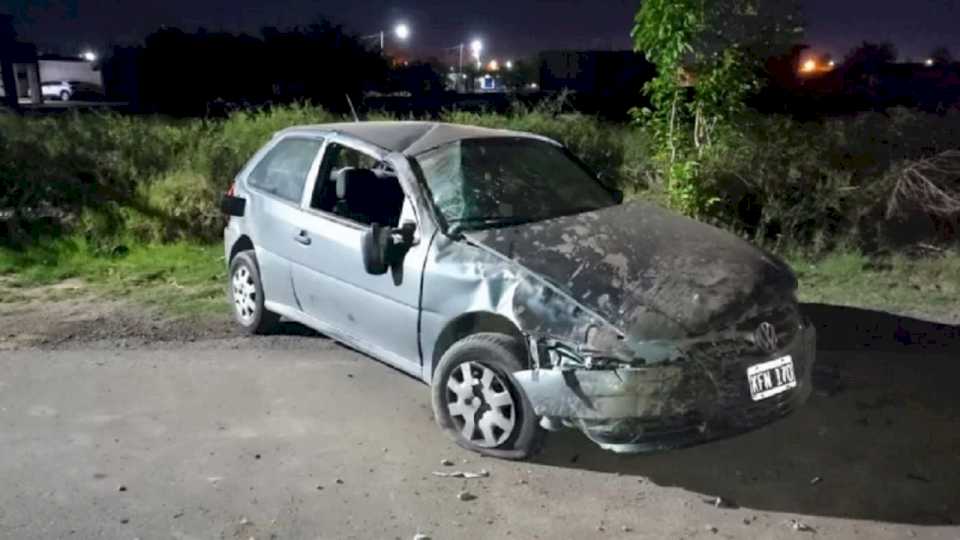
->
[747,355,797,401]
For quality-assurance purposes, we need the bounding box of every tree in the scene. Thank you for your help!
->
[930,46,953,64]
[842,42,896,71]
[631,0,803,215]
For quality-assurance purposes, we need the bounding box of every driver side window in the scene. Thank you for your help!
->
[310,143,406,227]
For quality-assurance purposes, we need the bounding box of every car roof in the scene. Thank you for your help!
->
[276,121,556,157]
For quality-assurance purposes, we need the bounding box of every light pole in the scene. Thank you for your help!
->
[447,39,482,92]
[364,23,411,52]
[470,39,483,68]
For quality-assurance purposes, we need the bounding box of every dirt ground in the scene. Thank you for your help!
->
[1,282,959,539]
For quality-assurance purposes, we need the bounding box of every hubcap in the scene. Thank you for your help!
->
[446,361,517,448]
[231,265,257,324]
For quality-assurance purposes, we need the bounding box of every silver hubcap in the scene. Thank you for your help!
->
[231,265,257,324]
[446,361,517,448]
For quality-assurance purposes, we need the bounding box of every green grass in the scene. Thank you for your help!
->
[789,251,960,319]
[2,237,958,323]
[0,237,227,318]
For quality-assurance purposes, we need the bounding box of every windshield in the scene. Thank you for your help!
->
[415,137,617,231]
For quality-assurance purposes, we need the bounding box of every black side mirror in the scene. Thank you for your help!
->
[220,194,246,217]
[361,222,417,275]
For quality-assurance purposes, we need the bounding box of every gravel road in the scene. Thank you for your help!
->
[0,303,958,539]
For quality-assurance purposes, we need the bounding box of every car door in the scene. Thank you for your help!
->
[242,135,324,312]
[287,138,429,377]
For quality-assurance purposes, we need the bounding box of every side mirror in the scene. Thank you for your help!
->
[361,222,417,275]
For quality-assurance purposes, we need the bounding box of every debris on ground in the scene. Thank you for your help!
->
[413,534,431,540]
[117,485,127,492]
[432,469,489,479]
[787,519,815,532]
[703,496,738,509]
[705,524,718,534]
[457,490,477,501]
[810,476,823,485]
[335,478,344,485]
[440,459,454,466]
[621,525,632,532]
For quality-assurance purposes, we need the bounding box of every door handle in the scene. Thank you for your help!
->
[294,230,311,245]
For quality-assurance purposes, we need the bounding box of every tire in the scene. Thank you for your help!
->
[59,90,70,101]
[432,333,544,460]
[229,250,280,335]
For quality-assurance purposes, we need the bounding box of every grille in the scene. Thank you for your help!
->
[688,302,803,360]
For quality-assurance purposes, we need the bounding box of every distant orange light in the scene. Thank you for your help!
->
[801,59,817,73]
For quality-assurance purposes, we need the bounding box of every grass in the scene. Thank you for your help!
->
[2,236,959,324]
[0,236,227,318]
[789,251,960,320]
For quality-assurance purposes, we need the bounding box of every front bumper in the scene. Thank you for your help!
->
[514,321,817,453]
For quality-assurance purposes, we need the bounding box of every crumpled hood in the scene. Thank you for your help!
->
[464,201,796,337]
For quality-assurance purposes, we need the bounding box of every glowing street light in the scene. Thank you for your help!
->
[488,59,499,71]
[925,58,935,67]
[81,50,97,62]
[470,39,484,61]
[505,60,513,70]
[366,23,411,51]
[827,60,836,68]
[800,59,817,73]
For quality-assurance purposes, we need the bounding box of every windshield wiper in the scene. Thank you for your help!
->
[447,216,536,235]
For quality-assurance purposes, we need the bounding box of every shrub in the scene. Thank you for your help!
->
[2,103,958,253]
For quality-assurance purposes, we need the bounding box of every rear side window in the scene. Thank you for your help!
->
[247,137,323,203]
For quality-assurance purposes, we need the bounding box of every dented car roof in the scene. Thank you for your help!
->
[278,121,554,156]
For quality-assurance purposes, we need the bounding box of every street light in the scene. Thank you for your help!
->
[505,60,513,70]
[925,58,935,67]
[364,23,411,52]
[470,39,483,62]
[81,50,97,62]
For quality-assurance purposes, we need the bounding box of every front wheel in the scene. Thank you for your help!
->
[431,333,544,460]
[229,250,280,335]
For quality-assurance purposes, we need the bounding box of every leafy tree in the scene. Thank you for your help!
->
[930,46,953,64]
[842,42,897,71]
[631,0,802,215]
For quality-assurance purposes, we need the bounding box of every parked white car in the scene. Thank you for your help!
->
[40,81,104,101]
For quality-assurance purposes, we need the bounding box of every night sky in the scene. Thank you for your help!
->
[2,0,959,62]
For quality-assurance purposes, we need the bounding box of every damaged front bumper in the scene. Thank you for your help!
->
[514,321,817,453]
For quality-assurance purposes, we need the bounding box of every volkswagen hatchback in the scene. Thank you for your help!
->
[222,122,816,459]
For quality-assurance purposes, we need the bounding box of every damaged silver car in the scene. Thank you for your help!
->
[222,121,816,459]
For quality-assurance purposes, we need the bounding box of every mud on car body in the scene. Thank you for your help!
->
[222,121,816,459]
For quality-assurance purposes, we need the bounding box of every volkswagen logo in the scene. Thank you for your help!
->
[754,322,779,353]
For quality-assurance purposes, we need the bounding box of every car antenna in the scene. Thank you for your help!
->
[345,94,360,123]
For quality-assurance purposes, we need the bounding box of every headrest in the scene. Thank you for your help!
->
[334,167,379,200]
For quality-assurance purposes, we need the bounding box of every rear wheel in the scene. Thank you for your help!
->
[59,90,70,101]
[229,250,280,335]
[431,333,544,460]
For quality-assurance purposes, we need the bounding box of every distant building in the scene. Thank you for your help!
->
[38,55,103,86]
[0,14,41,107]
